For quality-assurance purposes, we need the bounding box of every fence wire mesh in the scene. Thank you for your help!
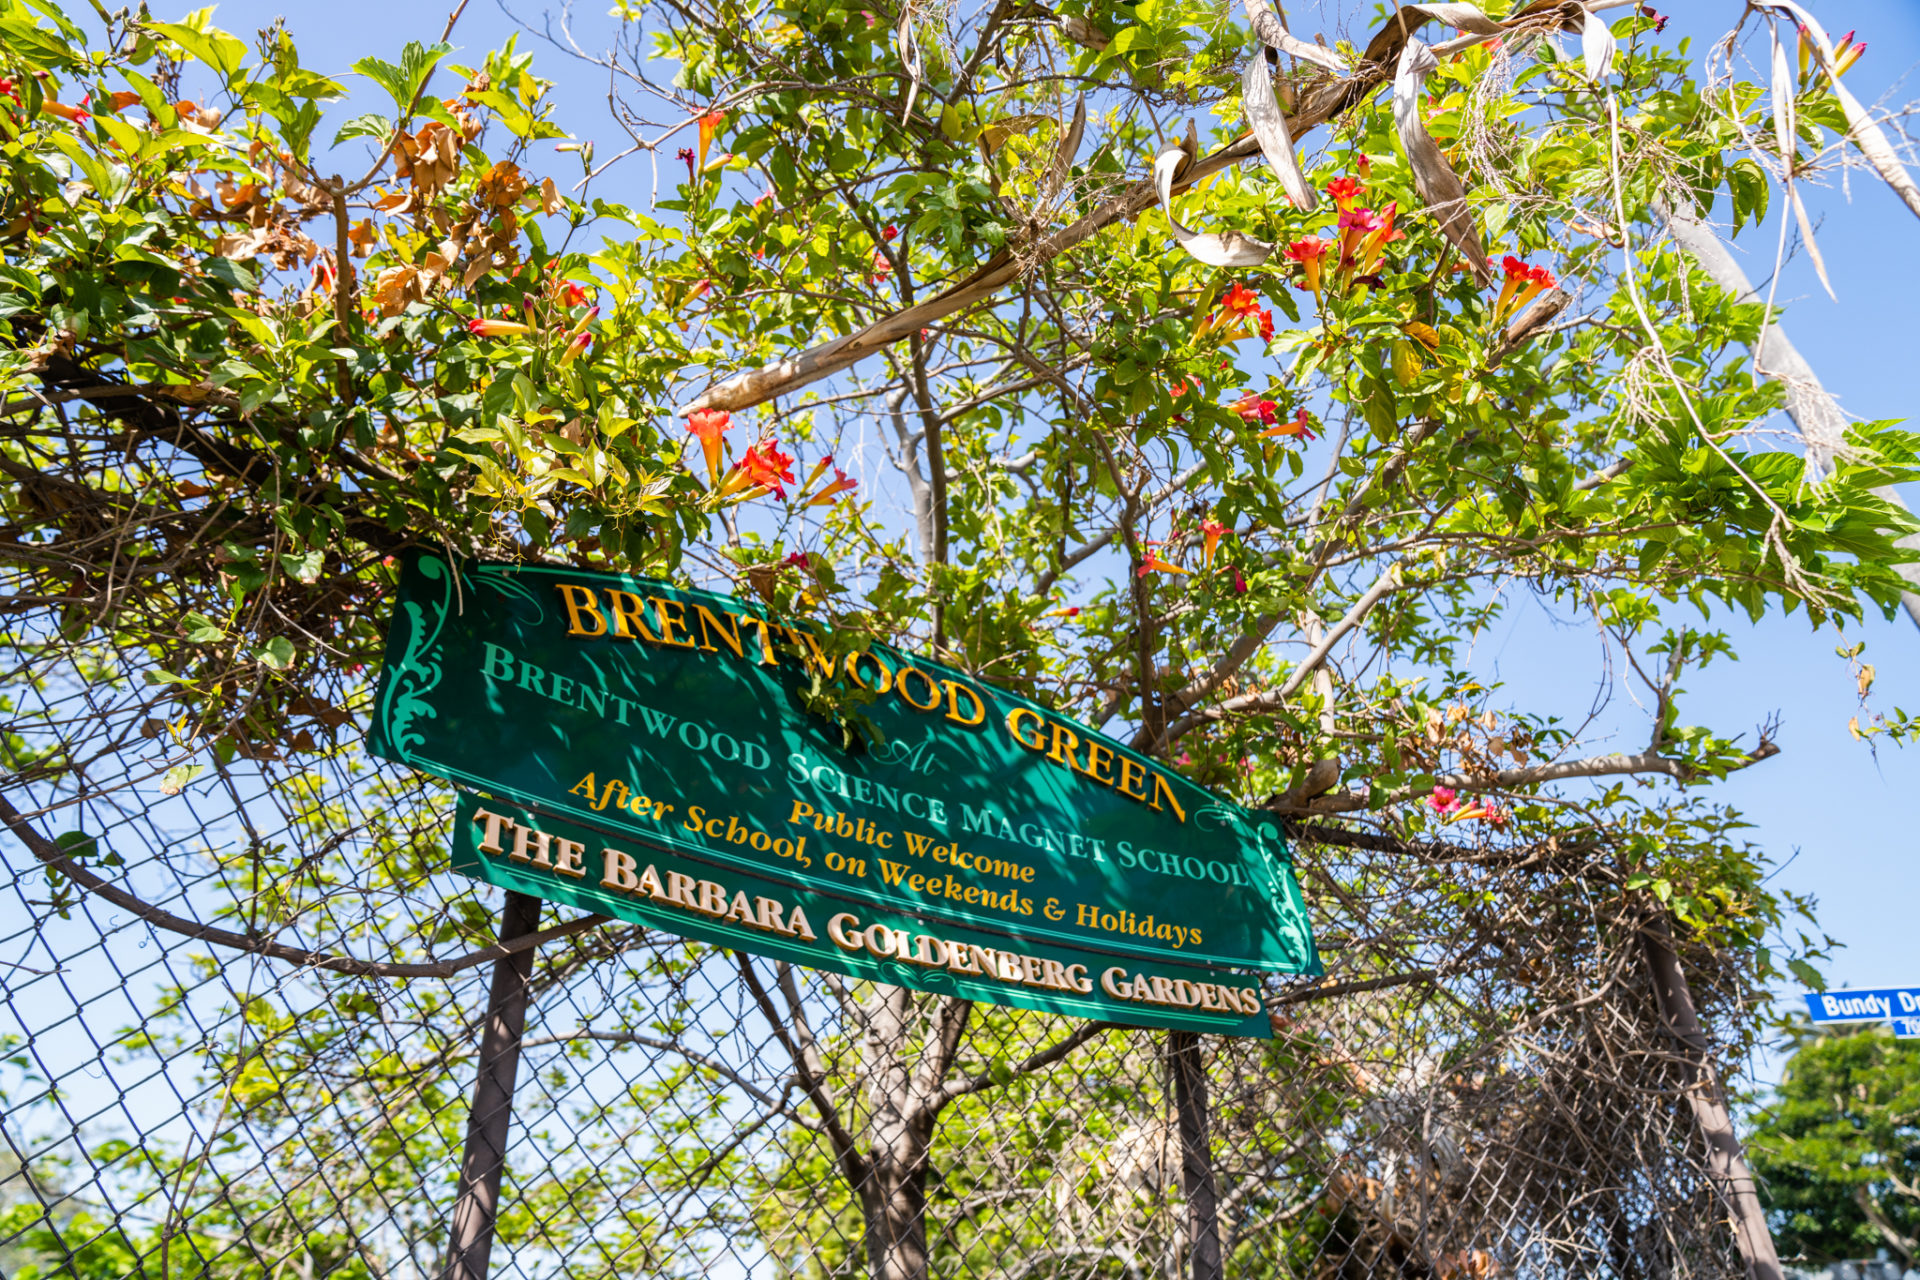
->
[1,637,1760,1280]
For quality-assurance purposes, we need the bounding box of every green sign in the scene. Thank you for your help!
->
[370,555,1319,1035]
[451,793,1274,1034]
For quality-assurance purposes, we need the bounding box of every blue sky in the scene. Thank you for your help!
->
[115,0,1920,1065]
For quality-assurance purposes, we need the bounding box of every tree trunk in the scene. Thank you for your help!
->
[1169,1031,1224,1280]
[861,985,937,1280]
[443,891,542,1280]
[1640,916,1782,1280]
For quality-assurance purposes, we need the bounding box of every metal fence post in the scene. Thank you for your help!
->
[1170,1030,1224,1280]
[443,890,543,1280]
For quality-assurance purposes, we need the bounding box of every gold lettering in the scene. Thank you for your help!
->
[1117,756,1151,802]
[605,589,662,643]
[786,904,817,941]
[785,627,840,679]
[942,680,987,727]
[1082,740,1116,786]
[846,650,893,694]
[1006,707,1047,752]
[895,666,942,712]
[650,597,697,648]
[826,912,863,950]
[601,846,638,891]
[552,838,587,878]
[742,614,780,666]
[694,605,745,657]
[472,808,514,855]
[1148,770,1188,823]
[1046,722,1081,770]
[557,583,608,637]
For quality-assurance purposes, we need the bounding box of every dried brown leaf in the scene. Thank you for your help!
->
[1244,53,1315,210]
[1392,39,1491,284]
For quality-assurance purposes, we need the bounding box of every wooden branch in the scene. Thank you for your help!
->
[1140,420,1442,754]
[1485,286,1571,367]
[0,792,610,979]
[735,952,870,1185]
[1268,740,1782,817]
[935,1019,1117,1105]
[521,1028,796,1112]
[1155,561,1405,749]
[1269,968,1436,1008]
[329,175,355,404]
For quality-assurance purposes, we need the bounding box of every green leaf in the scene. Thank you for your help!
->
[255,636,297,671]
[332,112,392,145]
[182,613,225,643]
[280,549,325,584]
[1786,957,1824,991]
[146,17,249,83]
[351,40,451,118]
[159,763,205,796]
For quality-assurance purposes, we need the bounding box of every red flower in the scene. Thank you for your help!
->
[1231,567,1248,595]
[1836,38,1866,76]
[676,147,696,182]
[42,99,90,124]
[697,109,726,170]
[1219,282,1262,319]
[0,78,18,106]
[782,551,815,571]
[1201,518,1229,568]
[1326,175,1364,211]
[1213,282,1275,344]
[467,318,531,337]
[882,223,899,241]
[1493,257,1555,322]
[1355,201,1403,275]
[1337,206,1384,269]
[738,441,797,499]
[1233,395,1279,426]
[686,409,732,484]
[1263,408,1318,441]
[800,455,859,507]
[1284,238,1328,296]
[1427,785,1460,815]
[1044,604,1081,619]
[557,331,592,365]
[1137,552,1189,578]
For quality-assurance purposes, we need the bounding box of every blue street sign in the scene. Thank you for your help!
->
[1893,1016,1920,1040]
[1802,987,1920,1024]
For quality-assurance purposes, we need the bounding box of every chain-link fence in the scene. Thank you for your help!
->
[0,635,1770,1280]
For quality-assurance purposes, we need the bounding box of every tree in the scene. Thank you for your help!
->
[1750,1026,1920,1272]
[1,0,1915,1277]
